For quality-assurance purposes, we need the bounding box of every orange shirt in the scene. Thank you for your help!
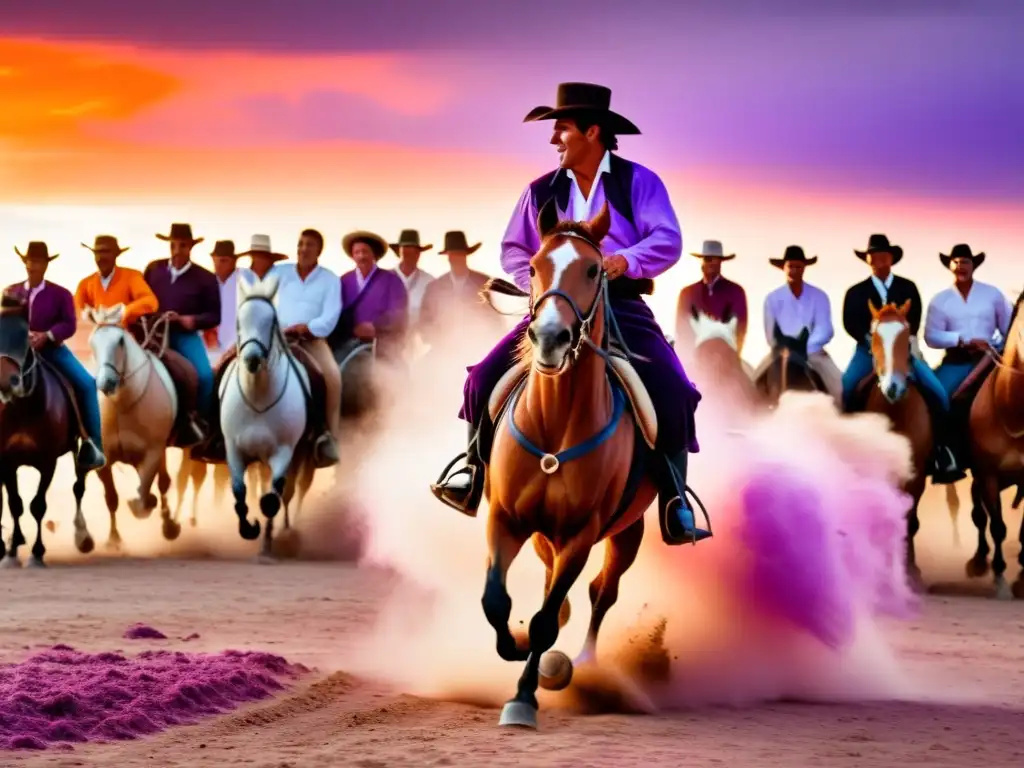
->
[74,267,159,327]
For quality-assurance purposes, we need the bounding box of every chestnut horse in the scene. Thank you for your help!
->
[482,202,662,730]
[0,291,92,566]
[865,300,932,587]
[963,288,1024,599]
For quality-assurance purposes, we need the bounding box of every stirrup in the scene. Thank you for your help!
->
[430,453,479,517]
[662,487,713,545]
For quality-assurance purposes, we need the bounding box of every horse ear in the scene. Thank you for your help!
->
[722,302,733,322]
[689,302,700,320]
[798,327,810,346]
[537,198,560,239]
[262,273,280,301]
[81,307,96,325]
[236,274,251,304]
[898,298,912,317]
[773,322,784,344]
[588,201,611,242]
[107,303,126,326]
[726,316,739,346]
[868,300,880,320]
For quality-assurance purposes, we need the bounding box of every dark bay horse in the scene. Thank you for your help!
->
[754,324,828,406]
[0,291,92,566]
[481,201,663,730]
[864,300,932,588]
[963,288,1024,599]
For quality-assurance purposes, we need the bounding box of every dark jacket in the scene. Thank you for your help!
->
[842,274,922,348]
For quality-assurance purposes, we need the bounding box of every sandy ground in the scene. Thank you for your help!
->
[0,554,1021,768]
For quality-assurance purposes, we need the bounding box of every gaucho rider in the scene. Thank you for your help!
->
[430,82,709,544]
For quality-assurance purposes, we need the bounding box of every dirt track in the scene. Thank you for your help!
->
[2,557,1022,768]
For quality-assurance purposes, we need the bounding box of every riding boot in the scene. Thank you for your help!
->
[659,449,712,545]
[76,438,106,471]
[313,431,341,469]
[430,418,488,517]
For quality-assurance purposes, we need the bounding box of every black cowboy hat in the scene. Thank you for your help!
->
[523,82,641,136]
[389,229,432,254]
[82,235,129,256]
[210,240,237,258]
[156,222,203,245]
[439,231,481,255]
[769,245,818,269]
[15,241,58,262]
[855,233,903,265]
[342,231,388,261]
[940,243,985,269]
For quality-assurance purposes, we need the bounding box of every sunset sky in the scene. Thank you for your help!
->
[2,0,1022,364]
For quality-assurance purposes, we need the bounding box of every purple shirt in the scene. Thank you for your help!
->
[143,259,221,331]
[339,268,409,336]
[4,281,77,345]
[500,157,683,292]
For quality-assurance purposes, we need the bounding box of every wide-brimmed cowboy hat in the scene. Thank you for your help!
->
[690,239,735,261]
[769,245,818,269]
[940,243,985,269]
[342,231,388,261]
[15,241,58,262]
[156,222,203,245]
[210,240,238,258]
[389,229,432,255]
[855,233,903,265]
[439,231,481,255]
[82,235,129,256]
[523,82,641,135]
[237,234,288,261]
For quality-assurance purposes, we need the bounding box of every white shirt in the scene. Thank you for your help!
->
[100,268,116,291]
[870,272,894,303]
[355,265,377,293]
[273,263,343,339]
[393,266,434,323]
[215,271,239,351]
[924,280,1012,350]
[763,281,834,355]
[566,150,612,220]
[168,260,192,284]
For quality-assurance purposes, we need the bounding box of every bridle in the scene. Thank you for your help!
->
[233,293,295,414]
[94,322,154,411]
[0,310,39,401]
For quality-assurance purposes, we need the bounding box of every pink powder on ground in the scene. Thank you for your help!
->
[0,645,308,750]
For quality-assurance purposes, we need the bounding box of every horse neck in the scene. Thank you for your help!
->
[993,339,1024,435]
[522,312,610,447]
[115,333,152,402]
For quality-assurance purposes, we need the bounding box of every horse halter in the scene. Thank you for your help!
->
[95,323,148,391]
[236,294,282,366]
[0,313,38,400]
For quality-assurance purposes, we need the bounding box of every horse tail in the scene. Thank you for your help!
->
[945,483,961,548]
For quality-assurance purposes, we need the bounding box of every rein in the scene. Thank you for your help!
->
[0,344,40,400]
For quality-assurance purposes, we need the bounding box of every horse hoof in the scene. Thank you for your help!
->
[965,558,990,579]
[128,497,155,520]
[994,577,1013,601]
[498,700,538,729]
[272,528,301,559]
[254,553,277,566]
[238,519,261,541]
[76,535,95,555]
[538,651,573,691]
[189,516,198,528]
[1012,579,1024,600]
[105,537,122,553]
[162,519,182,541]
[26,557,46,569]
[0,556,21,569]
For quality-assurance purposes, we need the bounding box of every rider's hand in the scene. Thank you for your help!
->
[354,322,376,340]
[28,331,47,350]
[967,338,992,352]
[284,323,310,338]
[603,254,629,280]
[178,315,196,330]
[164,310,180,322]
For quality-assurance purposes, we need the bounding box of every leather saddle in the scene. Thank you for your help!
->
[132,319,199,448]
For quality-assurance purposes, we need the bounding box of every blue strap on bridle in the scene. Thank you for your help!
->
[506,377,626,473]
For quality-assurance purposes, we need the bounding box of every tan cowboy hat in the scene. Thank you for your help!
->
[15,241,58,262]
[156,222,203,245]
[82,235,129,256]
[237,234,288,261]
[940,243,985,269]
[523,82,641,135]
[690,239,735,260]
[439,231,481,255]
[769,245,818,269]
[389,229,432,254]
[342,231,388,261]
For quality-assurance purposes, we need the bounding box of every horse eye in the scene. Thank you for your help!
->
[529,266,536,277]
[587,264,599,279]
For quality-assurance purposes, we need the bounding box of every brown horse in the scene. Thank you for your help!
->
[0,292,93,566]
[864,300,932,588]
[481,202,660,730]
[963,288,1024,599]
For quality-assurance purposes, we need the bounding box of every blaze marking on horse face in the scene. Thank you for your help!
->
[536,241,580,329]
[690,313,738,350]
[875,319,906,387]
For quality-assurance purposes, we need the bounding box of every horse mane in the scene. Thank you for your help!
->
[1008,287,1024,330]
[874,302,909,324]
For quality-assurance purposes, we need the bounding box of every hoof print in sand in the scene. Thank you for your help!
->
[0,645,308,750]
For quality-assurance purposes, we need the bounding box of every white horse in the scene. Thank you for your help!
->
[84,304,179,548]
[222,275,310,561]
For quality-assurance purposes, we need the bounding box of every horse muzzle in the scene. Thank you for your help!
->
[879,374,907,403]
[242,352,266,374]
[528,322,572,372]
[96,372,119,396]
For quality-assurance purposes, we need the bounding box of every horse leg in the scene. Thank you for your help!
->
[905,496,924,592]
[188,458,207,527]
[27,462,56,568]
[272,461,302,559]
[128,449,161,519]
[290,456,316,528]
[94,465,121,551]
[532,535,571,628]
[173,450,192,522]
[1,469,24,567]
[575,518,645,667]
[257,447,293,563]
[1014,513,1024,599]
[482,509,530,663]
[500,541,591,729]
[212,463,230,511]
[965,479,991,578]
[71,463,90,556]
[157,455,172,516]
[945,483,962,549]
[227,448,260,542]
[0,472,4,561]
[979,475,1011,599]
